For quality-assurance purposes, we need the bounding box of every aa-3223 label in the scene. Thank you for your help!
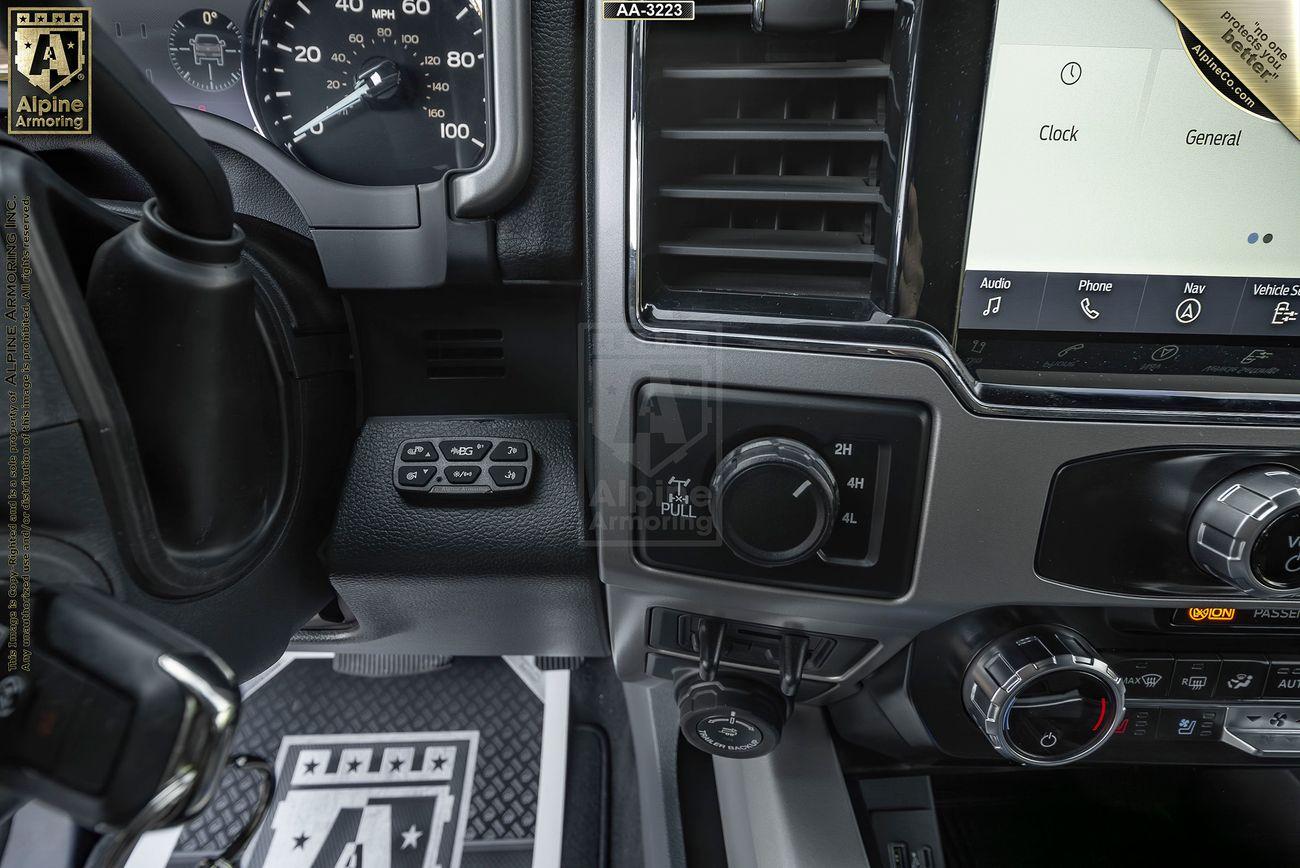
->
[603,2,695,21]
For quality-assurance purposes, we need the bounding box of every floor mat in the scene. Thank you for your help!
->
[163,656,544,868]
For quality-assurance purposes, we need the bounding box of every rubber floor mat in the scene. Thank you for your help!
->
[165,656,543,868]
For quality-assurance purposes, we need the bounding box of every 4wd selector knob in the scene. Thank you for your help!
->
[1189,466,1300,597]
[963,627,1124,767]
[710,437,838,567]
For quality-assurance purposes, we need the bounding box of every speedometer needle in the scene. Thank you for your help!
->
[291,60,402,140]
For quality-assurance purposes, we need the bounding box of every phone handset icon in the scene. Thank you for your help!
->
[1080,297,1101,320]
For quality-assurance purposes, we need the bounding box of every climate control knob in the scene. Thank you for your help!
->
[963,627,1124,766]
[1189,466,1300,597]
[710,437,838,567]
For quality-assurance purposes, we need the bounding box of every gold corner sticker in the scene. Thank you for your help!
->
[7,6,92,135]
[1161,0,1298,139]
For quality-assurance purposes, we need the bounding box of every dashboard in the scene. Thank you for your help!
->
[103,0,1298,775]
[22,0,1300,797]
[101,0,491,186]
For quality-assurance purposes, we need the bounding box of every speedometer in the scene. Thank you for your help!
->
[248,0,488,186]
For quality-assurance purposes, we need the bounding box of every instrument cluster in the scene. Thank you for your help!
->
[103,0,491,186]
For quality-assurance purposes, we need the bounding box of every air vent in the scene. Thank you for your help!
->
[423,328,505,379]
[636,2,904,325]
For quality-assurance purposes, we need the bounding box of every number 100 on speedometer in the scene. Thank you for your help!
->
[248,0,489,186]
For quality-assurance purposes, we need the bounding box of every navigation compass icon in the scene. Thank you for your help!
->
[1175,298,1202,325]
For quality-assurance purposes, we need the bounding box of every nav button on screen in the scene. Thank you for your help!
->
[1037,273,1145,332]
[959,271,1047,330]
[1134,276,1243,335]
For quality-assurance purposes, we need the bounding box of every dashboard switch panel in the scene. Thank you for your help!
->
[394,437,534,496]
[633,385,929,598]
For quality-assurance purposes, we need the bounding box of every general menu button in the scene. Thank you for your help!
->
[958,270,1047,330]
[1233,279,1300,337]
[1037,273,1145,332]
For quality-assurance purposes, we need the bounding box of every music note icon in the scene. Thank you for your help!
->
[982,296,1003,317]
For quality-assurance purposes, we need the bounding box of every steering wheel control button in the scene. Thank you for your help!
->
[962,626,1124,766]
[440,440,493,462]
[488,466,527,487]
[1213,659,1269,700]
[489,441,529,462]
[1189,466,1300,596]
[1112,656,1174,699]
[393,436,534,497]
[1169,658,1221,700]
[445,466,482,485]
[396,466,436,489]
[400,441,438,462]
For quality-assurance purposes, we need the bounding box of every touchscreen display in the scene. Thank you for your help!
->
[958,0,1300,341]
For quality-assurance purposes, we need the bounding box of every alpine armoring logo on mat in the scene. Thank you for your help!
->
[246,731,479,868]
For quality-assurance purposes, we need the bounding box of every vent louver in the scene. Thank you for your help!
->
[423,328,505,379]
[636,2,903,325]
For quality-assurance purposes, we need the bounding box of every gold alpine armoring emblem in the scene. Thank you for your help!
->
[1161,0,1298,139]
[6,7,91,134]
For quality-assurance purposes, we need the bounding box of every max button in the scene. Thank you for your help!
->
[1112,657,1173,698]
